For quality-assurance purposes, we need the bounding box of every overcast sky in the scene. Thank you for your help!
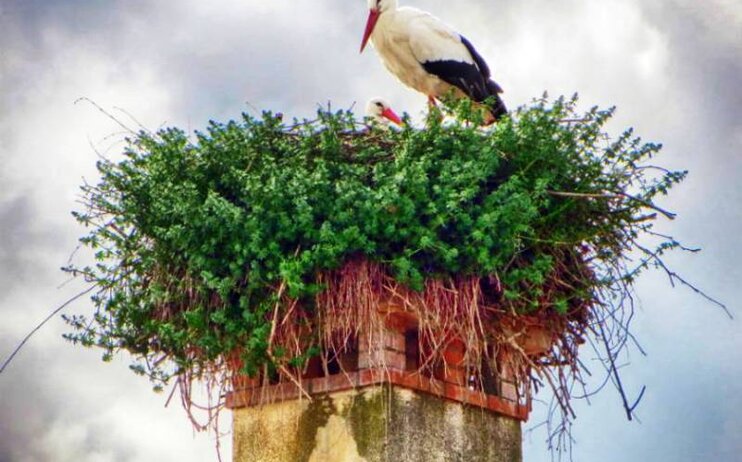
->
[1,1,740,461]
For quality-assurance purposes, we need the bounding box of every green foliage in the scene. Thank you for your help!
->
[63,95,686,386]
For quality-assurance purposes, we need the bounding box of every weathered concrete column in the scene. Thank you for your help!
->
[231,384,522,462]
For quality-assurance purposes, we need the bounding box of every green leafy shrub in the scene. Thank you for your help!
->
[64,96,686,388]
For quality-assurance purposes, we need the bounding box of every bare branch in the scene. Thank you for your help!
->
[0,284,99,375]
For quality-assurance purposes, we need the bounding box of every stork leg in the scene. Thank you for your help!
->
[426,95,444,126]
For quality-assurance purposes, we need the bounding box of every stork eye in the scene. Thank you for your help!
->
[375,102,384,108]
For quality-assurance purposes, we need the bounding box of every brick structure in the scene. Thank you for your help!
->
[227,310,528,462]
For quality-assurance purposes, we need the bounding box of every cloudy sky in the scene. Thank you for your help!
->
[1,0,740,461]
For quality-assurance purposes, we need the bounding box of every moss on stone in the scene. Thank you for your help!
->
[232,385,523,462]
[347,388,388,458]
[293,396,335,462]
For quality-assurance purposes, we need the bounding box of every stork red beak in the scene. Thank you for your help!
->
[381,107,403,126]
[360,9,380,53]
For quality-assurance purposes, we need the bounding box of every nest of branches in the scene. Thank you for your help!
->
[300,254,589,390]
[63,95,713,454]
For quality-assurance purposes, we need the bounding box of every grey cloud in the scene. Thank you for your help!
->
[0,0,137,41]
[0,332,219,462]
[638,2,742,129]
[0,341,53,462]
[0,194,61,302]
[1,0,382,124]
[633,2,742,271]
[132,1,378,121]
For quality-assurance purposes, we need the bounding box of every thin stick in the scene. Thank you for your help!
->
[113,106,154,135]
[547,190,620,200]
[546,190,677,220]
[0,284,99,374]
[615,191,676,220]
[74,97,137,135]
[265,282,312,401]
[635,242,732,319]
[594,321,642,421]
[558,118,590,124]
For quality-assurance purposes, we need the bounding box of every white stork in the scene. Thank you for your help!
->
[365,97,403,127]
[360,0,507,124]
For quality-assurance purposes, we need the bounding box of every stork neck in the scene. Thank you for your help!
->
[377,0,399,14]
[375,7,400,34]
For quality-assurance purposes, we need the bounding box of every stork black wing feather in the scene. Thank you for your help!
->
[461,36,505,95]
[422,60,489,101]
[421,36,508,122]
[460,35,491,79]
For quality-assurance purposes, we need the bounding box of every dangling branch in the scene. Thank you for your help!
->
[0,284,99,374]
[593,320,644,421]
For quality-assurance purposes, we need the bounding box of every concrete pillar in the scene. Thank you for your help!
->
[231,384,522,462]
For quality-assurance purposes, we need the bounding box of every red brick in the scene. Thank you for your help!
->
[442,339,466,367]
[428,377,445,396]
[359,324,407,358]
[338,350,359,372]
[388,369,405,384]
[444,383,465,402]
[418,375,433,393]
[464,389,489,408]
[515,405,530,420]
[274,383,299,401]
[359,347,407,371]
[229,388,259,408]
[227,389,252,408]
[309,377,329,395]
[382,309,419,332]
[443,366,467,386]
[399,372,435,394]
[359,368,384,386]
[263,382,299,403]
[432,362,444,382]
[434,362,469,385]
[358,351,372,369]
[225,392,239,409]
[496,352,517,380]
[500,381,518,402]
[231,374,260,390]
[384,331,407,352]
[398,372,422,390]
[386,350,407,371]
[326,372,357,392]
[358,348,385,369]
[302,356,325,379]
[487,395,526,420]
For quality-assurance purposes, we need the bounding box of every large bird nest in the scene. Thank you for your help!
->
[63,96,710,455]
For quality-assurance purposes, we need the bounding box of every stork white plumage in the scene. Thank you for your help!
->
[365,98,403,127]
[360,0,507,124]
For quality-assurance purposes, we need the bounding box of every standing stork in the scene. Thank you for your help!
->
[360,0,507,124]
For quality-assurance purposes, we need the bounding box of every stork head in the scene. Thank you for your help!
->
[360,0,397,52]
[365,98,403,127]
[367,0,397,12]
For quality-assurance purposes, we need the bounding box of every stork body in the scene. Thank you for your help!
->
[361,0,506,123]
